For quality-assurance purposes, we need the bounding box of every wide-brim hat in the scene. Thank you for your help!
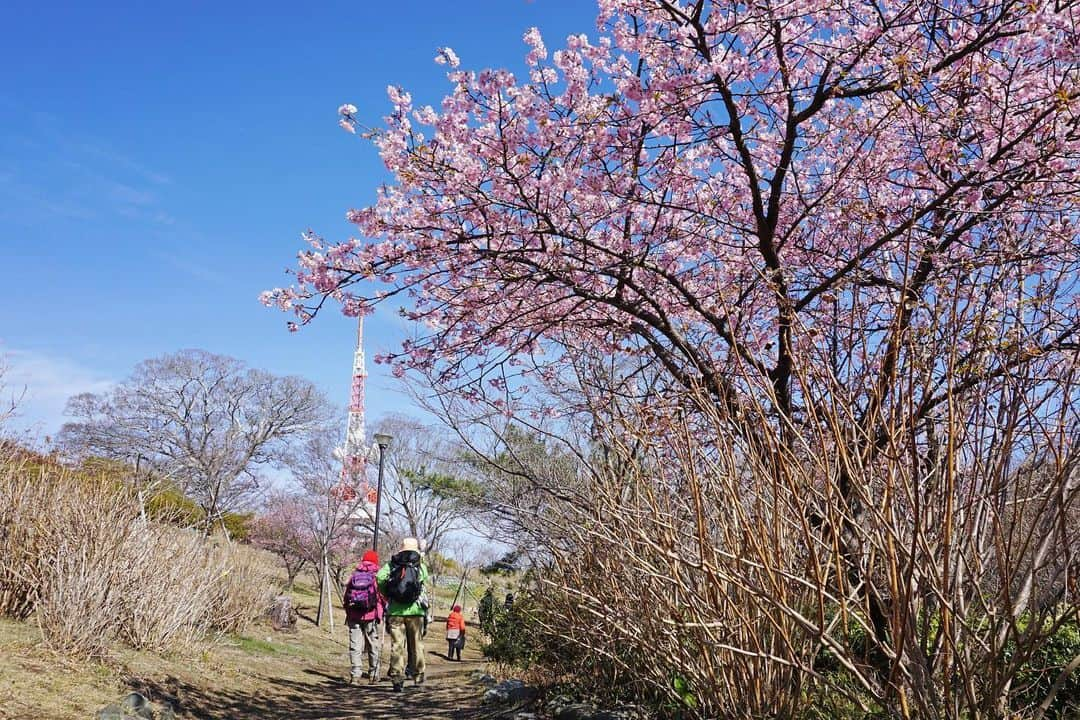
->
[400,537,420,553]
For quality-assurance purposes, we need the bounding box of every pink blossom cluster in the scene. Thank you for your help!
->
[338,103,358,134]
[434,47,460,68]
[265,0,1080,418]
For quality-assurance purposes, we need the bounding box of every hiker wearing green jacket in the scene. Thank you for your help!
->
[376,537,430,692]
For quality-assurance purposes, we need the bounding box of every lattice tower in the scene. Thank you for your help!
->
[339,317,374,507]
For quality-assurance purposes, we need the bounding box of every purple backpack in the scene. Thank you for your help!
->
[345,568,379,614]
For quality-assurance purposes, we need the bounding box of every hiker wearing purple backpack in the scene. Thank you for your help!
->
[344,549,386,684]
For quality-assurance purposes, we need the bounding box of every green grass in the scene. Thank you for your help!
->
[233,635,279,655]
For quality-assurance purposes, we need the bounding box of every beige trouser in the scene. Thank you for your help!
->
[387,615,425,681]
[347,619,379,676]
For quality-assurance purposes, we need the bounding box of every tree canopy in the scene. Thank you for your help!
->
[60,349,330,528]
[268,0,1078,457]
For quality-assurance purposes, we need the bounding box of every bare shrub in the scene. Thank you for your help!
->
[117,528,222,652]
[119,535,273,648]
[205,543,276,636]
[442,352,1079,718]
[0,444,275,657]
[36,474,148,655]
[0,448,61,619]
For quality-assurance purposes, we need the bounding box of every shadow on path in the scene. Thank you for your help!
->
[125,645,514,720]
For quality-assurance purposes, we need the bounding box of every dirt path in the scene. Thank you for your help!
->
[128,631,514,720]
[1,577,523,719]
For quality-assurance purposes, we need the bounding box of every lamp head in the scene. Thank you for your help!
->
[373,432,393,448]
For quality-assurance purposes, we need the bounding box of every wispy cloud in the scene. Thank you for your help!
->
[0,97,175,228]
[1,348,115,438]
[153,251,229,285]
[78,141,171,186]
[0,170,97,221]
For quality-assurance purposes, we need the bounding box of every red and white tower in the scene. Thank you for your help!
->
[345,317,368,480]
[338,317,377,508]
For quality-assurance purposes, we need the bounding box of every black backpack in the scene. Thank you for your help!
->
[386,550,423,604]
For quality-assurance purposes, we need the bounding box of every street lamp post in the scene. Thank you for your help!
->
[371,432,392,553]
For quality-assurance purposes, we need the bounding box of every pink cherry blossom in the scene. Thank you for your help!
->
[268,0,1079,445]
[434,47,460,68]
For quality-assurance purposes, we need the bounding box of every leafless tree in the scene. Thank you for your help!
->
[374,414,473,563]
[0,355,25,433]
[59,349,329,532]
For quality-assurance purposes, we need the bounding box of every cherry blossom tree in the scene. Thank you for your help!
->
[269,1,1078,423]
[268,1,1080,715]
[250,492,311,590]
[284,422,373,628]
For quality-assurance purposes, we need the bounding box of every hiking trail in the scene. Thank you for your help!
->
[126,627,511,720]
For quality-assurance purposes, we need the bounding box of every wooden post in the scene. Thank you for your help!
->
[324,554,335,635]
[450,568,469,610]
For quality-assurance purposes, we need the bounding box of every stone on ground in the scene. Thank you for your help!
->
[483,678,529,703]
[95,692,175,720]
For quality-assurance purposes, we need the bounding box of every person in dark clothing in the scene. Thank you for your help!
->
[478,587,496,635]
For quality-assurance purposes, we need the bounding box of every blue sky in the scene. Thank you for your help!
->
[1,0,597,438]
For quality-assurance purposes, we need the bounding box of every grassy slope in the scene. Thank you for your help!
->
[0,580,335,719]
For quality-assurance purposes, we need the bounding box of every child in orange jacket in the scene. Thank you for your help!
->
[445,604,466,661]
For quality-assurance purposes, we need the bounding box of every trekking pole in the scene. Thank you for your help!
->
[373,623,383,681]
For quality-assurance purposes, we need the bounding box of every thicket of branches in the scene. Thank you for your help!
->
[0,446,273,657]
[375,415,476,557]
[440,344,1078,718]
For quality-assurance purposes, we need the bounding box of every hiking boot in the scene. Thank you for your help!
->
[346,673,358,685]
[414,672,425,686]
[392,682,404,693]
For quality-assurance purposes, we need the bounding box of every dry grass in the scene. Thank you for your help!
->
[0,447,274,657]
[0,554,341,720]
[0,568,491,720]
